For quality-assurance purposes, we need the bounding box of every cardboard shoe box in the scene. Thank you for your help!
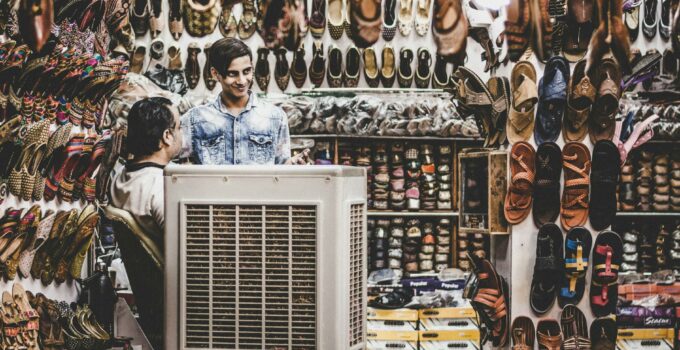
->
[418,305,480,349]
[367,308,419,350]
[616,328,675,350]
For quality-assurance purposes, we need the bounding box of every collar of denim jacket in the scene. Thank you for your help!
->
[213,90,258,116]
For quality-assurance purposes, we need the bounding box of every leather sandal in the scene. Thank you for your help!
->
[507,61,538,143]
[238,0,257,39]
[130,0,150,36]
[590,317,616,350]
[530,223,563,314]
[183,0,220,37]
[561,142,591,230]
[589,140,620,229]
[563,0,595,62]
[537,319,563,350]
[589,58,621,143]
[469,254,509,347]
[487,76,510,146]
[504,141,535,224]
[511,316,535,350]
[590,230,622,317]
[535,56,569,145]
[558,227,592,307]
[564,60,595,142]
[560,305,591,350]
[433,0,468,63]
[219,1,238,37]
[533,142,561,227]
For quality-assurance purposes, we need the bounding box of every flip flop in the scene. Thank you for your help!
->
[590,230,623,317]
[558,227,592,307]
[561,304,591,350]
[530,223,563,314]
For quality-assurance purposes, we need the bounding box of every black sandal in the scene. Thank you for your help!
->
[530,223,563,315]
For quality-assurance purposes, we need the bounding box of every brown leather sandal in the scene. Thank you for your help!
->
[537,319,563,350]
[349,0,382,48]
[432,0,467,64]
[561,142,591,230]
[505,0,531,62]
[470,256,509,347]
[512,316,536,350]
[507,61,538,143]
[504,141,535,224]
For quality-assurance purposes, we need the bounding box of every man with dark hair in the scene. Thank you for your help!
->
[180,37,309,165]
[111,97,182,236]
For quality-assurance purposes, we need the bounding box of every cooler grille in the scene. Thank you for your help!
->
[348,203,365,347]
[183,204,317,349]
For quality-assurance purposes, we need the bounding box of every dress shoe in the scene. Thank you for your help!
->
[184,43,201,89]
[345,45,361,87]
[274,48,290,91]
[203,43,217,90]
[309,41,326,87]
[255,48,271,91]
[398,47,414,88]
[291,44,308,88]
[327,44,343,88]
[380,45,396,87]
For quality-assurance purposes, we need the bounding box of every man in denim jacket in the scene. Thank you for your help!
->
[179,38,309,165]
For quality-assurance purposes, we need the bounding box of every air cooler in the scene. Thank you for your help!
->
[164,165,367,350]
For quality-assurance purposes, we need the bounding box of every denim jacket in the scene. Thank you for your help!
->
[179,93,291,165]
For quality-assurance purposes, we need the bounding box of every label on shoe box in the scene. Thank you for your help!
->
[419,330,480,342]
[367,330,419,341]
[617,306,675,328]
[368,307,419,321]
[368,319,418,331]
[366,339,417,350]
[419,340,480,350]
[616,328,675,350]
[418,306,479,331]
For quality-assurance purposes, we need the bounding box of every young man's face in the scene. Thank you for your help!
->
[164,108,183,159]
[214,55,253,100]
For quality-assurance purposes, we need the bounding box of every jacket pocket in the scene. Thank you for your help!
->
[198,134,226,164]
[247,133,274,164]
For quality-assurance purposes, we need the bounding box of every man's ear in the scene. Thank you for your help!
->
[211,67,219,80]
[161,129,174,147]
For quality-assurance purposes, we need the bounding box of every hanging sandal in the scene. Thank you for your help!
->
[560,304,591,350]
[537,319,563,350]
[590,230,623,317]
[507,61,538,143]
[558,227,592,307]
[468,254,509,347]
[530,223,563,314]
[504,141,535,224]
[511,316,535,350]
[561,142,591,230]
[590,317,616,350]
[239,0,257,38]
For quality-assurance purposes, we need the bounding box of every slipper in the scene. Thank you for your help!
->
[507,61,538,144]
[558,227,592,307]
[535,56,569,145]
[563,60,595,142]
[533,142,561,228]
[589,140,621,230]
[561,304,591,350]
[504,141,535,224]
[530,223,563,315]
[537,319,563,350]
[590,317,617,350]
[511,316,535,350]
[590,230,623,317]
[561,142,591,230]
[589,58,622,144]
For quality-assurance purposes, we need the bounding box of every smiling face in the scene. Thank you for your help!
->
[213,55,253,101]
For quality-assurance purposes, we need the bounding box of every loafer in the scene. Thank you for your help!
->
[255,48,271,92]
[380,45,396,87]
[327,44,343,88]
[274,48,290,91]
[363,46,380,87]
[309,41,326,87]
[414,47,431,88]
[345,44,361,87]
[398,47,414,88]
[291,44,308,88]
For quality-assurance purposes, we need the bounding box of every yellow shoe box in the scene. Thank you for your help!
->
[366,329,418,350]
[616,328,675,350]
[418,306,479,331]
[418,330,481,350]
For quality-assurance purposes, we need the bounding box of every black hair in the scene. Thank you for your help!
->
[209,38,253,76]
[126,97,175,158]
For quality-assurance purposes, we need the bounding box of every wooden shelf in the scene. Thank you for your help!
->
[367,211,459,217]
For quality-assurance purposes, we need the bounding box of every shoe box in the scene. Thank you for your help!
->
[617,305,676,328]
[418,303,480,350]
[616,328,675,350]
[619,282,680,302]
[367,307,419,350]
